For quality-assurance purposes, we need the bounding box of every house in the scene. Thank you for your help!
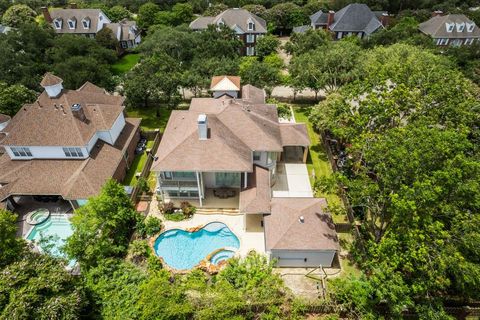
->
[189,8,267,56]
[42,7,141,48]
[0,73,141,210]
[293,3,388,40]
[151,76,340,267]
[419,12,480,46]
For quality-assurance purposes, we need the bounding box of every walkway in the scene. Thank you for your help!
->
[272,163,314,198]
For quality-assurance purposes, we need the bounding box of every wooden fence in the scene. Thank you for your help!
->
[130,129,162,203]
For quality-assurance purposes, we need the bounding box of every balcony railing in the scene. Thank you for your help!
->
[159,180,198,190]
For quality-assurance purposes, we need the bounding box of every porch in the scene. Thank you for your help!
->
[163,188,240,210]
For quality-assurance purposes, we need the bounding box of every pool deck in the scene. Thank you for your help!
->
[149,197,265,256]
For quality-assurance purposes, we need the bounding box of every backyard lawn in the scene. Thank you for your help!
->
[112,53,140,75]
[124,140,155,186]
[292,105,346,223]
[126,107,172,132]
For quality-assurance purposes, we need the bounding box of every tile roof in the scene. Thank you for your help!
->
[0,118,140,201]
[49,8,106,34]
[239,165,271,214]
[210,76,241,91]
[419,14,480,38]
[264,198,340,251]
[2,82,124,146]
[190,8,267,34]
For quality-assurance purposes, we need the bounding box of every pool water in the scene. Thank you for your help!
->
[154,222,240,270]
[210,249,236,265]
[26,215,74,265]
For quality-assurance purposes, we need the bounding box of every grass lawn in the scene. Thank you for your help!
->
[124,140,155,186]
[292,105,347,223]
[126,107,172,132]
[112,53,140,75]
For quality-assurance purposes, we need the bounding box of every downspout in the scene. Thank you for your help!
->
[196,171,203,207]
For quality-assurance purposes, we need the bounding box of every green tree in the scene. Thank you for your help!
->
[0,252,87,319]
[0,210,26,267]
[138,2,160,30]
[0,82,36,116]
[170,3,193,26]
[284,28,331,55]
[65,180,140,269]
[266,2,307,35]
[203,3,228,16]
[1,4,36,27]
[96,27,119,50]
[239,56,282,96]
[256,34,280,59]
[242,4,267,20]
[105,5,131,22]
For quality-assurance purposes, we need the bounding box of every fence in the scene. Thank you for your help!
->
[129,129,162,203]
[319,130,364,248]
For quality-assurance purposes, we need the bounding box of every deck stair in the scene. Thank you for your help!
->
[195,208,241,215]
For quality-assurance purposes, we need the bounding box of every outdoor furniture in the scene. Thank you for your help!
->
[214,188,236,199]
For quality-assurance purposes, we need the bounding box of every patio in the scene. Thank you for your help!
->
[272,163,314,198]
[163,188,240,209]
[11,195,73,237]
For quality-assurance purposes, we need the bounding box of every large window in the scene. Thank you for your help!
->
[246,46,255,56]
[246,34,255,43]
[63,147,84,158]
[11,147,32,157]
[215,172,240,187]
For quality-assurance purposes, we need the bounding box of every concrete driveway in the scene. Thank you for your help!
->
[273,163,313,198]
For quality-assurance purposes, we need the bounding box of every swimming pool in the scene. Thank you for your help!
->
[25,214,74,265]
[153,222,240,270]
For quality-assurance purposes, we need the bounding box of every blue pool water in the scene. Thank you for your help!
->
[154,222,240,270]
[210,249,236,265]
[26,215,74,266]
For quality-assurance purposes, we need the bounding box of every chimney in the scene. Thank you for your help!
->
[380,13,390,27]
[197,114,208,140]
[299,216,305,223]
[41,7,52,23]
[69,3,77,9]
[432,10,443,17]
[71,103,86,122]
[327,11,335,28]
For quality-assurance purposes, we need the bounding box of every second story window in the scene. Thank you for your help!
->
[248,21,254,31]
[11,147,32,157]
[53,19,62,29]
[82,18,90,29]
[253,151,261,161]
[63,147,84,158]
[246,34,255,43]
[68,19,76,29]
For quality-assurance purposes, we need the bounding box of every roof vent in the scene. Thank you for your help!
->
[197,114,208,140]
[299,216,305,223]
[71,103,86,122]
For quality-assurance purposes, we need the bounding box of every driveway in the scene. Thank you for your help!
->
[272,163,314,198]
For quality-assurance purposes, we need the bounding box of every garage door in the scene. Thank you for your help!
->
[271,250,336,268]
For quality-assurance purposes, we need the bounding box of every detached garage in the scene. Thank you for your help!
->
[264,198,340,268]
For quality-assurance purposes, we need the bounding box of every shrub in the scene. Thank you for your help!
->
[137,216,163,237]
[136,177,150,193]
[277,103,291,119]
[164,213,186,221]
[161,202,175,214]
[180,201,196,217]
[128,240,150,264]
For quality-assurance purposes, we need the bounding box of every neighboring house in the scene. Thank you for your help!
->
[210,75,241,98]
[293,3,388,40]
[190,8,267,56]
[104,19,141,49]
[0,73,141,210]
[419,12,480,46]
[42,7,141,48]
[151,76,340,267]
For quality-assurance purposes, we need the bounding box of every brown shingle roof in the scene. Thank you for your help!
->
[239,165,271,214]
[190,9,267,34]
[40,72,63,87]
[280,123,310,147]
[241,84,266,104]
[50,8,106,34]
[2,83,124,146]
[0,118,140,201]
[264,198,340,251]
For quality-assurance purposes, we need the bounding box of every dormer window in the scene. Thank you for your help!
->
[53,18,62,29]
[82,18,90,29]
[217,19,225,27]
[446,22,454,32]
[11,147,32,157]
[247,19,255,31]
[466,22,475,32]
[68,18,76,29]
[456,22,465,32]
[63,147,83,158]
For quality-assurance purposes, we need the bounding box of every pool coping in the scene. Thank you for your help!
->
[149,221,241,274]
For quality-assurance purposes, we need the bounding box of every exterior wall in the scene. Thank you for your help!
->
[433,37,479,46]
[270,249,337,267]
[97,12,111,31]
[5,145,88,160]
[96,113,126,145]
[238,32,265,56]
[45,83,63,98]
[253,151,278,169]
[334,31,365,40]
[113,124,140,182]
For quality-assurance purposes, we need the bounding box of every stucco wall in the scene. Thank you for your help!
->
[271,249,337,268]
